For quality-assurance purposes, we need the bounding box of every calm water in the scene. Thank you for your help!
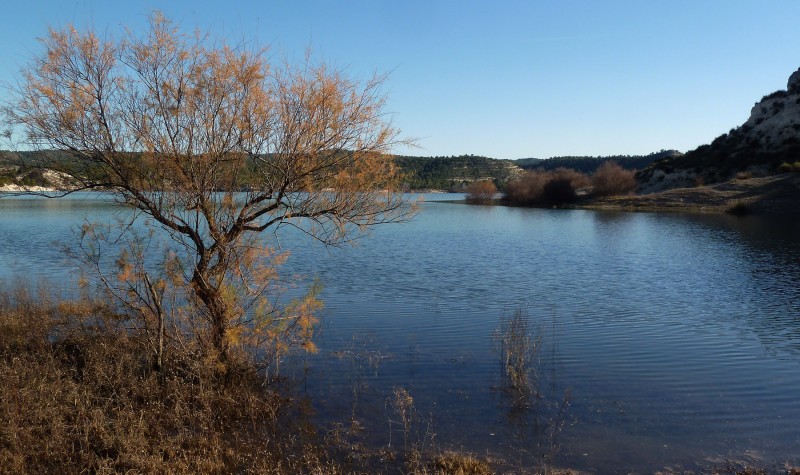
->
[1,193,799,472]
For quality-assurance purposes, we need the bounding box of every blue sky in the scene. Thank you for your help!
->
[2,0,800,159]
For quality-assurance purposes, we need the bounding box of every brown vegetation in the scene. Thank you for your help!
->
[591,161,636,197]
[0,285,308,474]
[588,173,800,215]
[464,180,498,203]
[0,283,495,474]
[504,168,590,207]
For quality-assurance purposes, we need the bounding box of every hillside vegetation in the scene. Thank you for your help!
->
[516,150,679,174]
[393,154,521,190]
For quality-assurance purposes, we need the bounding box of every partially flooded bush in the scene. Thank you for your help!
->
[726,200,751,216]
[464,180,498,203]
[494,308,542,401]
[591,161,636,197]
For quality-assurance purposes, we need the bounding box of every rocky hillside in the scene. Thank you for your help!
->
[394,154,521,190]
[0,151,80,191]
[639,67,800,192]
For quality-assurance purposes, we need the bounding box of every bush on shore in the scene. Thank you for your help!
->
[591,161,636,197]
[503,168,590,206]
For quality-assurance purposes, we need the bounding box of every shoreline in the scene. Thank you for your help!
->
[581,173,800,215]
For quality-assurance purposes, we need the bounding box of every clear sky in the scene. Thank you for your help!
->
[2,0,800,160]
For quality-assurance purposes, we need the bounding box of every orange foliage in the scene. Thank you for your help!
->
[465,180,498,203]
[6,13,417,366]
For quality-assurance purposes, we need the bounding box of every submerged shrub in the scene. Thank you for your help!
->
[464,180,498,203]
[726,201,751,216]
[494,308,541,401]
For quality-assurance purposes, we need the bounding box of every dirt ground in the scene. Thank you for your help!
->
[584,173,800,215]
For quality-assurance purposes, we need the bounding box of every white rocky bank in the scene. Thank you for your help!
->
[741,67,800,145]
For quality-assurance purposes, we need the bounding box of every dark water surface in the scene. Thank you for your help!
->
[2,193,799,472]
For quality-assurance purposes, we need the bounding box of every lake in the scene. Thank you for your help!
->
[1,193,799,472]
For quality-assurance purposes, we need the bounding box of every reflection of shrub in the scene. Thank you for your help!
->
[726,201,751,216]
[464,180,497,203]
[591,161,636,196]
[504,168,588,206]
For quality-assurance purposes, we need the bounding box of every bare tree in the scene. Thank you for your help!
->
[3,13,415,366]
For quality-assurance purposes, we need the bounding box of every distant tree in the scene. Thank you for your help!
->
[591,161,636,197]
[464,180,497,203]
[3,14,415,369]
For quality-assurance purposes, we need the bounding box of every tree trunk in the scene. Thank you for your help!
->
[191,270,230,363]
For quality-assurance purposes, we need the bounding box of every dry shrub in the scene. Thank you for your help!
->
[430,451,492,475]
[591,161,636,197]
[464,180,497,203]
[504,168,589,206]
[0,283,499,474]
[504,170,550,205]
[0,283,343,475]
[494,308,542,401]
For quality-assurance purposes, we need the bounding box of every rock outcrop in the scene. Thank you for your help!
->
[638,67,800,192]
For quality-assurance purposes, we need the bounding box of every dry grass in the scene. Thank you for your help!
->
[429,451,493,475]
[588,173,800,215]
[0,283,498,474]
[0,284,344,474]
[494,308,542,402]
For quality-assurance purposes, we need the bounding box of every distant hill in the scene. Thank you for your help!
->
[393,154,521,190]
[0,150,80,189]
[639,67,800,191]
[515,150,680,174]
